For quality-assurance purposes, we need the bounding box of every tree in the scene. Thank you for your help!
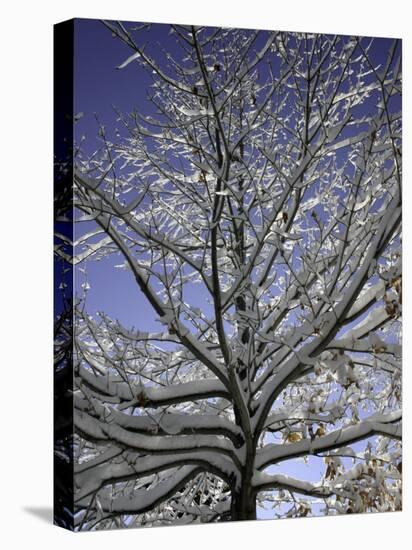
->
[63,22,402,530]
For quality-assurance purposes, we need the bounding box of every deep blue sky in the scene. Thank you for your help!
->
[73,19,398,332]
[74,19,166,330]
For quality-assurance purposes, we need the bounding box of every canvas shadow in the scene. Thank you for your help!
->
[23,506,53,525]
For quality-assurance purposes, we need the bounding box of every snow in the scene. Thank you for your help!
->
[256,411,402,469]
[77,366,228,405]
[117,51,141,70]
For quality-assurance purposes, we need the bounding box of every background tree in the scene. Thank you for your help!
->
[66,23,402,529]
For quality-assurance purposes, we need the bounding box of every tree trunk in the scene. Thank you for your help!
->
[231,482,256,521]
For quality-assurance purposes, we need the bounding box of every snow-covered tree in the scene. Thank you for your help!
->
[64,23,402,530]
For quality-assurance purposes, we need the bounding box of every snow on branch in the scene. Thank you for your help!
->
[256,411,401,469]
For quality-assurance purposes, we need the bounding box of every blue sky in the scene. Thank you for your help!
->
[72,19,397,331]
